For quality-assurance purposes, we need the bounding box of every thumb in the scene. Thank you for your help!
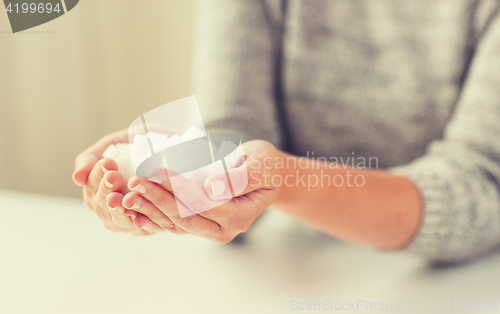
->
[204,152,274,200]
[73,154,99,186]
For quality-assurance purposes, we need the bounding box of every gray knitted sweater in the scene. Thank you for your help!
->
[191,0,500,262]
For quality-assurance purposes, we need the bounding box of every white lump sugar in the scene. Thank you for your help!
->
[102,127,245,192]
[181,125,205,142]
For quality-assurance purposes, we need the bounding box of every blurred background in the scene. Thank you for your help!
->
[0,0,196,197]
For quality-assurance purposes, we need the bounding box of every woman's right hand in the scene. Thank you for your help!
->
[72,129,165,235]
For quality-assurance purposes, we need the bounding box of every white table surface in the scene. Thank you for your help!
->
[0,189,499,314]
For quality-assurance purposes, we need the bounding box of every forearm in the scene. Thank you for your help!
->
[272,151,422,249]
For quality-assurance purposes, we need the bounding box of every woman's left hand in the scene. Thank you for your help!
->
[122,140,282,242]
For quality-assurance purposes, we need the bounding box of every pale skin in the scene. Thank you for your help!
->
[73,129,422,249]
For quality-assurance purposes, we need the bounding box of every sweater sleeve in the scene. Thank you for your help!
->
[393,10,500,262]
[191,0,285,148]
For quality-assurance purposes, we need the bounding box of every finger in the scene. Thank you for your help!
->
[93,171,123,225]
[106,192,149,235]
[86,158,118,196]
[95,194,121,232]
[121,208,160,236]
[128,177,225,241]
[73,129,129,186]
[73,127,177,187]
[154,174,227,214]
[130,213,165,234]
[82,187,94,211]
[122,191,186,234]
[73,154,99,187]
[148,174,240,224]
[204,152,273,200]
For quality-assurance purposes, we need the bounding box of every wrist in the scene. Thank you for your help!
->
[272,149,297,206]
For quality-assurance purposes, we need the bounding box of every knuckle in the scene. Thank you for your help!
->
[83,186,93,199]
[94,190,108,209]
[146,209,167,223]
[88,168,104,190]
[187,197,210,213]
[85,183,98,196]
[149,191,169,209]
[215,234,234,244]
[159,221,177,231]
[98,184,109,200]
[168,226,184,235]
[137,204,155,217]
[232,218,250,233]
[177,216,196,229]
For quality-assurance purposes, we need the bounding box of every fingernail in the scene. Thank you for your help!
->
[132,184,146,193]
[211,180,226,197]
[148,177,163,184]
[104,178,114,189]
[131,203,141,210]
[109,206,118,212]
[101,164,109,173]
[125,211,136,219]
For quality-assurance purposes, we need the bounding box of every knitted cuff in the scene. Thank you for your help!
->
[391,161,453,259]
